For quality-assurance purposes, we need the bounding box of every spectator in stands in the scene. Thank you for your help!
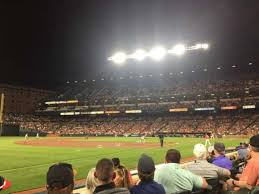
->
[86,168,98,194]
[46,163,74,194]
[130,154,165,194]
[186,143,231,179]
[212,142,233,170]
[112,158,132,189]
[236,143,243,150]
[226,135,259,190]
[237,143,249,160]
[0,176,11,191]
[93,158,130,194]
[154,149,209,194]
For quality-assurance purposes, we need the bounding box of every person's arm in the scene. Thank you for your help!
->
[246,165,259,189]
[189,172,209,190]
[217,166,231,177]
[226,178,251,190]
[201,178,209,189]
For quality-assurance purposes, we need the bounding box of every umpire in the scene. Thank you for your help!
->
[158,133,164,147]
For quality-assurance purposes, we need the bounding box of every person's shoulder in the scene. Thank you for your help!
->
[224,156,232,162]
[130,184,143,194]
[130,185,138,191]
[113,188,130,194]
[193,161,214,169]
[156,163,173,171]
[249,157,259,167]
[153,181,165,190]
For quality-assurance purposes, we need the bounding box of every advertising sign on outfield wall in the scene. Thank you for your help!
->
[125,110,142,113]
[242,105,256,109]
[221,106,237,110]
[169,108,188,112]
[194,107,215,111]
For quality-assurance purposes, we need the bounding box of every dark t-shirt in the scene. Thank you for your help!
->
[158,134,164,140]
[130,181,165,194]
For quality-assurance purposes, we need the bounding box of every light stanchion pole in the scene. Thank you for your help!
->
[0,93,5,136]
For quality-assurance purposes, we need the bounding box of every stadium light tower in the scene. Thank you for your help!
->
[149,46,167,61]
[108,42,209,64]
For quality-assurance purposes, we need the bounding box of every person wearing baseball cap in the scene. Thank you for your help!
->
[0,176,11,191]
[130,154,165,194]
[212,142,233,170]
[186,144,230,179]
[226,135,259,191]
[46,163,74,194]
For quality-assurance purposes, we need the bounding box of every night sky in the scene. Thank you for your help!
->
[0,0,259,89]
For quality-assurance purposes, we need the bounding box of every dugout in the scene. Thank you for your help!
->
[0,124,20,136]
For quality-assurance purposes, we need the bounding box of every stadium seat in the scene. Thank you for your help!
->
[205,178,223,194]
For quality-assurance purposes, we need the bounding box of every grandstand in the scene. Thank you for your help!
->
[4,73,258,137]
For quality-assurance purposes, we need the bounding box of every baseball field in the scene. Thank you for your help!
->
[0,136,247,194]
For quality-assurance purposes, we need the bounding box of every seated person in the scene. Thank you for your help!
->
[112,157,132,189]
[186,143,231,179]
[93,158,130,194]
[212,142,233,170]
[226,135,259,191]
[46,163,75,194]
[130,154,165,194]
[236,143,243,151]
[0,176,11,191]
[154,149,209,194]
[237,143,248,160]
[86,168,98,194]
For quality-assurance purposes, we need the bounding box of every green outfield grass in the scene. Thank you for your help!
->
[0,136,247,193]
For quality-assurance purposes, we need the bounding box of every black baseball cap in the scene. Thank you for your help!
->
[138,154,155,174]
[0,176,11,191]
[249,135,259,148]
[47,163,74,189]
[214,142,225,153]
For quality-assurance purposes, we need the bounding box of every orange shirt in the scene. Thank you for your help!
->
[240,156,259,186]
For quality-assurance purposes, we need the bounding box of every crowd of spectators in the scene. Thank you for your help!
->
[4,113,259,136]
[3,134,257,193]
[54,78,259,102]
[40,78,259,114]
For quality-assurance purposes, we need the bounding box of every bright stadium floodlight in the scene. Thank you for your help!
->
[108,42,209,63]
[201,43,209,50]
[169,44,186,55]
[195,43,202,49]
[149,46,167,61]
[132,49,147,61]
[109,52,127,64]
